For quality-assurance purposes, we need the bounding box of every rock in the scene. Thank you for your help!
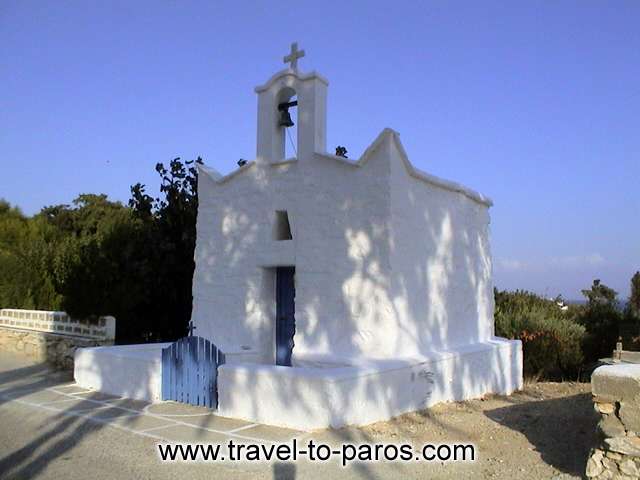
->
[599,415,627,438]
[607,451,624,461]
[587,454,605,478]
[57,341,68,354]
[593,365,640,404]
[597,468,614,479]
[596,402,617,415]
[602,457,619,472]
[605,437,640,457]
[619,459,640,476]
[620,403,640,434]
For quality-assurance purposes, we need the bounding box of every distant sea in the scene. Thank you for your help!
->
[565,299,630,311]
[565,299,587,306]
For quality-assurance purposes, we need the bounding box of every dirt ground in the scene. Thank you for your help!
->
[352,381,598,479]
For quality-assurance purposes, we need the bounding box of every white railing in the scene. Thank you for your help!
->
[0,309,115,341]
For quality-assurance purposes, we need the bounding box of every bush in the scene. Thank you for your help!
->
[495,289,585,380]
[576,279,622,362]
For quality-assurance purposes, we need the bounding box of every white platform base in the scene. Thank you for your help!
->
[74,343,169,402]
[75,337,522,431]
[73,343,263,402]
[218,338,523,430]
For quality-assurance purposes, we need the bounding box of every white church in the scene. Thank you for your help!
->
[76,44,522,430]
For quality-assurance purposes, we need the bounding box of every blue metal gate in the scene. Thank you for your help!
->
[161,335,225,408]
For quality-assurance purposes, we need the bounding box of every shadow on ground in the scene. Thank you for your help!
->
[0,360,101,479]
[0,361,72,407]
[485,392,598,477]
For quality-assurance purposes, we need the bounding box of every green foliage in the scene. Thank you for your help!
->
[580,278,618,306]
[626,272,640,323]
[494,289,585,379]
[45,196,148,328]
[0,157,202,343]
[576,279,622,361]
[0,201,62,309]
[631,272,640,311]
[495,278,636,380]
[125,157,202,341]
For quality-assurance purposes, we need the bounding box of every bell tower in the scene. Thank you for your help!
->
[255,43,328,163]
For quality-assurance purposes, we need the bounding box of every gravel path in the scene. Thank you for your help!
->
[354,381,597,479]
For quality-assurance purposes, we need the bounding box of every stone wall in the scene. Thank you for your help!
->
[0,309,115,370]
[586,364,640,479]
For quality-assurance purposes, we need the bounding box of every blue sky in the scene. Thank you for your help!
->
[1,1,638,299]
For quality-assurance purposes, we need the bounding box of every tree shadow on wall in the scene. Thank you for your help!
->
[484,392,598,476]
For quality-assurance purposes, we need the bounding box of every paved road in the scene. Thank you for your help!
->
[0,352,444,480]
[1,352,588,480]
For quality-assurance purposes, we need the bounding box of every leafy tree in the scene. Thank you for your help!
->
[581,279,618,307]
[125,157,202,341]
[151,158,201,339]
[628,271,640,319]
[0,201,62,309]
[54,158,202,342]
[47,196,145,324]
[619,271,640,348]
[0,156,202,344]
[577,279,622,362]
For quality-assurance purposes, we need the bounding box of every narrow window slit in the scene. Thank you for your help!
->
[273,211,292,240]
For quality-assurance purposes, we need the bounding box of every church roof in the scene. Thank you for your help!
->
[317,129,493,206]
[198,128,493,207]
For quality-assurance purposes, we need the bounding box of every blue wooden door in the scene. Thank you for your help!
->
[161,336,225,408]
[276,267,296,366]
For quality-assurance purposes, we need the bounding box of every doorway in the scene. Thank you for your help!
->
[275,267,295,366]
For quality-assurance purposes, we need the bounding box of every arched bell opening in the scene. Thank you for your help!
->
[276,86,298,160]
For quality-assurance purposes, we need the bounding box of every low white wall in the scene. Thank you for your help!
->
[0,308,116,369]
[0,309,115,341]
[74,343,262,403]
[75,338,522,430]
[218,338,522,430]
[74,343,169,401]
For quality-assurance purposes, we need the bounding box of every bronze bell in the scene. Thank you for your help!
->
[279,108,294,127]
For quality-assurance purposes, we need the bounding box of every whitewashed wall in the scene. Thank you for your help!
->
[218,339,522,430]
[388,136,495,353]
[192,127,494,361]
[192,143,390,360]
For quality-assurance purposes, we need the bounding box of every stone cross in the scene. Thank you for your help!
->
[283,42,305,71]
